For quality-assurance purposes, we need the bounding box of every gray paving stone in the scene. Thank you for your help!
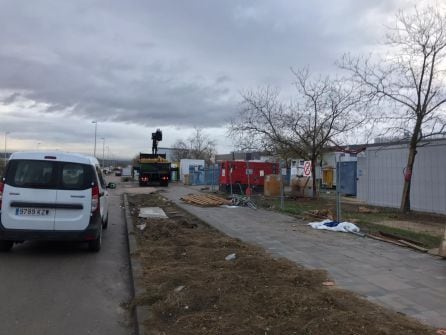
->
[164,185,446,328]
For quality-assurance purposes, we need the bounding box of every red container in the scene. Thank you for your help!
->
[219,160,279,193]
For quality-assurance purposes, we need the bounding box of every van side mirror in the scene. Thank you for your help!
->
[107,182,117,189]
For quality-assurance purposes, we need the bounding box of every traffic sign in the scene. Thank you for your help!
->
[303,161,312,177]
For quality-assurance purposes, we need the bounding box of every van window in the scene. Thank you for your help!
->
[6,160,57,189]
[61,163,91,190]
[6,160,94,190]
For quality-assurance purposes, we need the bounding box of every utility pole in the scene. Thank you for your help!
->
[101,137,105,168]
[4,131,10,168]
[92,121,98,157]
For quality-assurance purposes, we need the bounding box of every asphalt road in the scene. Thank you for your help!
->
[0,185,133,335]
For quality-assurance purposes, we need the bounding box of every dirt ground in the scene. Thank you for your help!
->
[128,193,435,335]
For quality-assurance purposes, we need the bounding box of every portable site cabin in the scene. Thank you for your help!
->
[357,139,446,214]
[219,160,279,193]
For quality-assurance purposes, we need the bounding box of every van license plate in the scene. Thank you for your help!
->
[16,208,50,216]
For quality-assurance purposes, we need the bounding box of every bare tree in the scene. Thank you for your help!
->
[131,154,140,166]
[171,127,216,164]
[341,5,446,213]
[229,68,366,198]
[171,139,190,162]
[188,127,216,163]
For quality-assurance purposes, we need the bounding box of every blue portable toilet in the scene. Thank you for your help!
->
[337,161,357,196]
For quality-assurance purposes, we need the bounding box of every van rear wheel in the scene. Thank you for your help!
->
[0,240,13,252]
[88,227,102,252]
[102,213,109,229]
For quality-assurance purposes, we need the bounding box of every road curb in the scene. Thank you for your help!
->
[123,193,147,335]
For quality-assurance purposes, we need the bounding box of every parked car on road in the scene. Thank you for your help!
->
[0,151,115,252]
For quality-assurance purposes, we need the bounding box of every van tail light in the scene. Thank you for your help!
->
[91,184,100,213]
[0,181,4,209]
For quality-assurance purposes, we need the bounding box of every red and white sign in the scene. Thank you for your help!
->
[303,161,312,177]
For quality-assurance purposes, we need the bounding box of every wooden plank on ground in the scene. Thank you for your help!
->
[397,240,428,252]
[366,233,407,247]
[180,194,231,207]
[379,231,422,246]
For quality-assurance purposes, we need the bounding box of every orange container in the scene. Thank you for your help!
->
[264,174,281,197]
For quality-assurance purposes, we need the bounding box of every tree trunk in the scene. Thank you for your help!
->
[400,130,419,213]
[400,153,414,213]
[311,158,317,198]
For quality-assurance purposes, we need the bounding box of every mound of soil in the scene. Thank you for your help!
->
[128,193,434,335]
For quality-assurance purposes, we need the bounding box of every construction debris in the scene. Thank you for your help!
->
[322,281,336,287]
[357,206,379,214]
[136,223,147,231]
[304,209,334,220]
[180,194,232,207]
[397,240,428,252]
[367,231,428,252]
[138,207,168,219]
[367,233,407,247]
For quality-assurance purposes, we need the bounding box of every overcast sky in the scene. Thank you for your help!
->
[0,0,425,159]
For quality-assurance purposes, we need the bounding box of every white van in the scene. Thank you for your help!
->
[0,151,113,252]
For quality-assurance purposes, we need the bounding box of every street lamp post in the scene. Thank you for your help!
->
[101,137,105,168]
[4,131,10,168]
[92,121,97,157]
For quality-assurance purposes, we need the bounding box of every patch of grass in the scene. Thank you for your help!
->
[346,211,398,223]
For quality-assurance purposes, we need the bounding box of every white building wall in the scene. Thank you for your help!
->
[357,140,446,214]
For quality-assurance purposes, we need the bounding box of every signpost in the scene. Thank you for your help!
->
[280,161,286,209]
[303,161,312,177]
[335,154,345,222]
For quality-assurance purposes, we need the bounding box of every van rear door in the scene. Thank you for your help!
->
[53,162,92,231]
[2,160,57,230]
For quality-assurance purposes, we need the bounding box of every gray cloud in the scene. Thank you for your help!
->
[0,0,422,155]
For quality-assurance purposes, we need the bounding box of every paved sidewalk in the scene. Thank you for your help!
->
[163,184,446,328]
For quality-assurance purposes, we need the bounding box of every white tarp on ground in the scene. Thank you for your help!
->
[308,219,360,233]
[139,207,168,219]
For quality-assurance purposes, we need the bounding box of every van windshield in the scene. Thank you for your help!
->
[6,160,94,190]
